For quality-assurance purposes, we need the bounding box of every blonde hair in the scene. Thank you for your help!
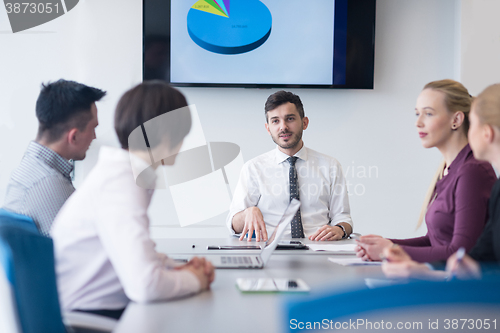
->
[424,79,473,133]
[416,80,473,230]
[473,83,500,129]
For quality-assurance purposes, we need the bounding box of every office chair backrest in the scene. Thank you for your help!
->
[284,277,500,333]
[0,209,39,234]
[0,263,21,333]
[0,224,66,333]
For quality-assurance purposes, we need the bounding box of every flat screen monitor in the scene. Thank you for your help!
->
[143,0,376,89]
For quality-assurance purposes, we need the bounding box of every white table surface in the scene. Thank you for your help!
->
[113,238,383,333]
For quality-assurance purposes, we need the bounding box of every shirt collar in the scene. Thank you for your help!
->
[99,146,158,189]
[274,145,308,164]
[446,144,472,173]
[26,141,73,177]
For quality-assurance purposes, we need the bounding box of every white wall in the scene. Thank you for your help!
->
[0,0,142,196]
[460,0,500,95]
[0,0,461,239]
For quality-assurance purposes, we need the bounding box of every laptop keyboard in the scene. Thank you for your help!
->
[221,256,252,264]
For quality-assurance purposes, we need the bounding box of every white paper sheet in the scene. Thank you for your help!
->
[308,244,357,252]
[328,257,382,266]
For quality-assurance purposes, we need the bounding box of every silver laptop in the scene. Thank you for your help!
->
[207,199,300,269]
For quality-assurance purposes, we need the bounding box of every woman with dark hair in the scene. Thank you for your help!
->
[51,81,214,320]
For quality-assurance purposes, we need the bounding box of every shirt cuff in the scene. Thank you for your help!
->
[330,217,353,229]
[226,210,240,235]
[176,269,202,294]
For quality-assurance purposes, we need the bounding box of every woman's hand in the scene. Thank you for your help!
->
[355,234,393,261]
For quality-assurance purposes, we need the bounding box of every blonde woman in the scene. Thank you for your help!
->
[383,83,500,279]
[356,80,497,263]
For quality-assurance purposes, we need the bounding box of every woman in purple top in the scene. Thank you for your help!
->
[356,80,497,263]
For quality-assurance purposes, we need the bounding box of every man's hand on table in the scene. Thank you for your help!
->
[233,207,268,242]
[309,223,351,241]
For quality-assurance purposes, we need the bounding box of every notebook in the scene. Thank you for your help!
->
[205,199,300,269]
[236,278,310,292]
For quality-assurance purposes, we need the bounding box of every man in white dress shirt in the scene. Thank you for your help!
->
[227,91,353,242]
[51,82,214,319]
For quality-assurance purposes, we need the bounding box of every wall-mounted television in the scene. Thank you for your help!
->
[143,0,376,89]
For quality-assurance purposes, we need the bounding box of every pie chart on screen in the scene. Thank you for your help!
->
[187,0,272,55]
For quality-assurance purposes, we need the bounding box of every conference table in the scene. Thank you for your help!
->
[112,238,384,333]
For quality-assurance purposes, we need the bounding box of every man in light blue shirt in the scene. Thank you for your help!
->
[2,79,106,236]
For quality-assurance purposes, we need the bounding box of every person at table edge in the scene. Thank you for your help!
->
[226,90,353,242]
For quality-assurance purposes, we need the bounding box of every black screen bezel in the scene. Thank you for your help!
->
[143,0,376,89]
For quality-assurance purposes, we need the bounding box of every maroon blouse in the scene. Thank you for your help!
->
[391,144,497,262]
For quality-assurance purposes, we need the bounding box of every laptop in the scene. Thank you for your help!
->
[205,199,300,269]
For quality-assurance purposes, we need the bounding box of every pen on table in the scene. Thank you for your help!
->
[349,234,360,241]
[447,247,465,281]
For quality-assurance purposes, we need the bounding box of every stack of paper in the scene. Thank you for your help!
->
[308,244,357,252]
[236,278,310,293]
[328,257,382,266]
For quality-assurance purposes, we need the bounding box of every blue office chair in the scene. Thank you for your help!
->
[0,208,39,234]
[0,224,117,333]
[283,277,500,333]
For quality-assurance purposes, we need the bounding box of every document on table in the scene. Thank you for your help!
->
[308,243,356,252]
[236,278,310,293]
[365,278,402,289]
[328,257,382,266]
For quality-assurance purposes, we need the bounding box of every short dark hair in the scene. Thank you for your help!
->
[36,79,106,142]
[264,90,305,122]
[114,81,191,150]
